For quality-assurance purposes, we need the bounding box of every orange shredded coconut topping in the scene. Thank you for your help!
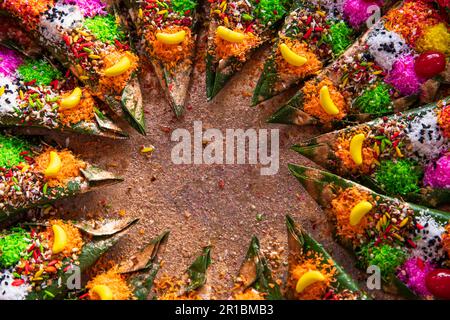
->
[99,50,139,95]
[1,0,54,27]
[87,266,134,300]
[302,77,348,123]
[48,219,84,257]
[154,274,201,300]
[334,130,378,175]
[35,148,87,187]
[384,1,442,45]
[330,187,373,243]
[233,288,266,300]
[289,251,336,300]
[275,39,322,78]
[438,104,450,139]
[214,30,261,61]
[59,89,95,126]
[146,26,194,71]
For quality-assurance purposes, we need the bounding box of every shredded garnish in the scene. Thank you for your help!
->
[59,89,95,125]
[86,266,133,300]
[330,187,373,243]
[214,30,261,61]
[289,251,336,300]
[48,219,84,257]
[302,78,348,123]
[34,148,87,187]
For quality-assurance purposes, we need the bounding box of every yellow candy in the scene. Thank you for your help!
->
[0,86,4,96]
[319,86,339,115]
[156,30,186,45]
[349,201,373,226]
[279,43,307,67]
[349,133,365,166]
[296,270,325,293]
[104,56,132,77]
[44,151,62,178]
[216,26,245,43]
[59,87,82,110]
[52,224,67,254]
[91,285,113,300]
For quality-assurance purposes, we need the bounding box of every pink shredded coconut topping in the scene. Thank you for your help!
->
[63,0,107,17]
[398,257,434,297]
[424,154,450,189]
[0,46,22,77]
[385,54,425,96]
[343,0,384,28]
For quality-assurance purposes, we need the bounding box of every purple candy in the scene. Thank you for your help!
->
[398,257,434,297]
[0,46,22,77]
[424,154,450,189]
[63,0,107,17]
[343,0,384,28]
[385,54,425,96]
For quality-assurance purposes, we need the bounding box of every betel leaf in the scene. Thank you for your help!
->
[286,215,368,299]
[236,236,283,300]
[186,246,212,292]
[288,164,450,299]
[123,231,170,300]
[26,218,137,300]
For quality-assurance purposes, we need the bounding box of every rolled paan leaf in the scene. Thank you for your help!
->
[122,0,199,117]
[289,164,450,299]
[79,230,169,300]
[292,97,450,207]
[0,0,146,134]
[154,245,211,299]
[252,0,396,106]
[206,0,290,100]
[269,0,450,130]
[232,236,283,300]
[0,217,138,300]
[0,132,123,224]
[284,215,368,300]
[0,45,127,139]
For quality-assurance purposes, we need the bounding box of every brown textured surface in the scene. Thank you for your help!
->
[12,27,398,300]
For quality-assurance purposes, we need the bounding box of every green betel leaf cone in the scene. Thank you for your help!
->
[288,164,450,299]
[233,236,283,300]
[285,215,368,300]
[291,97,450,207]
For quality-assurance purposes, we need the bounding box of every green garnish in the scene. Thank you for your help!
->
[374,159,422,196]
[354,83,393,114]
[325,21,353,55]
[84,14,125,44]
[0,135,31,168]
[17,59,61,86]
[0,228,31,268]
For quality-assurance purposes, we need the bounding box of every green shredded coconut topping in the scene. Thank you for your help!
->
[17,59,61,86]
[357,242,407,279]
[84,14,125,44]
[325,21,353,55]
[0,135,32,168]
[171,0,197,15]
[354,83,393,114]
[0,228,31,268]
[374,159,422,196]
[254,0,288,25]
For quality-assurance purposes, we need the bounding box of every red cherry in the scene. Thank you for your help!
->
[415,51,446,79]
[425,269,450,299]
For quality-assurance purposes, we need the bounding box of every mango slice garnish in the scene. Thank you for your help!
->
[296,270,326,293]
[349,201,373,226]
[91,285,113,300]
[156,30,186,45]
[104,56,131,77]
[349,133,365,166]
[319,85,340,115]
[279,43,308,67]
[44,151,62,178]
[59,87,82,110]
[216,26,245,43]
[52,224,68,254]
